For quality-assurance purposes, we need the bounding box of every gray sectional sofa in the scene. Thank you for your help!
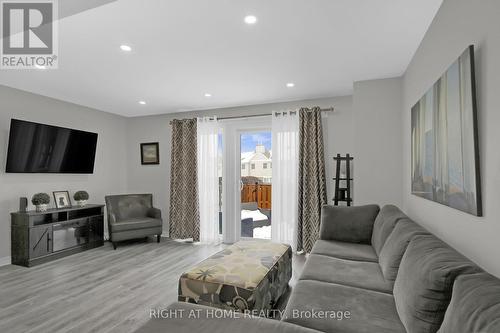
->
[136,204,500,333]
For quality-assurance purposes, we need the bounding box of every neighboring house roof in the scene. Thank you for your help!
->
[241,152,272,163]
[241,143,272,164]
[241,152,254,163]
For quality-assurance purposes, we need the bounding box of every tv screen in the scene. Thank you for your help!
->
[5,119,98,173]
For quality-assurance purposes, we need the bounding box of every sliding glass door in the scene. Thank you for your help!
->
[219,117,271,243]
[240,131,272,239]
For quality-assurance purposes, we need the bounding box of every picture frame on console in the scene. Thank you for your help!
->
[53,191,72,209]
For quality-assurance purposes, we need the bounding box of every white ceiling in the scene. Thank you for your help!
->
[0,0,442,117]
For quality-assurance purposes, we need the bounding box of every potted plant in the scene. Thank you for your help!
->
[73,191,89,207]
[32,193,50,212]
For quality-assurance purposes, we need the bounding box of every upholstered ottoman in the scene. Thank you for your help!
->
[178,240,292,313]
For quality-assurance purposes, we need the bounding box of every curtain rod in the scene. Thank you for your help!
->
[169,107,334,124]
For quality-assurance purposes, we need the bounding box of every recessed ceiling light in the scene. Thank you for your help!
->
[120,45,132,52]
[138,100,146,105]
[34,64,46,70]
[244,15,257,25]
[286,82,295,88]
[204,93,212,98]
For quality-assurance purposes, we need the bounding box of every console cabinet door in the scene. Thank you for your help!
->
[29,225,53,258]
[89,216,104,244]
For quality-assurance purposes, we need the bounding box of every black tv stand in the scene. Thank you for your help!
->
[11,204,104,267]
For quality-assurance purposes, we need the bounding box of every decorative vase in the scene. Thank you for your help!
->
[76,200,87,207]
[36,204,48,212]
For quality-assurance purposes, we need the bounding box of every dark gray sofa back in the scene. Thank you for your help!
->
[105,194,153,221]
[437,272,500,333]
[371,205,408,255]
[319,205,379,244]
[378,219,430,284]
[393,234,481,333]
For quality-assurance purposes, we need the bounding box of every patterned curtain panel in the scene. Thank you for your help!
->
[169,119,200,241]
[297,107,327,253]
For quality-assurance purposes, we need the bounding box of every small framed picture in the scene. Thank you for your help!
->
[53,191,72,209]
[141,142,160,165]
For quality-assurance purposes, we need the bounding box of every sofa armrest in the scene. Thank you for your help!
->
[319,205,380,244]
[147,207,162,219]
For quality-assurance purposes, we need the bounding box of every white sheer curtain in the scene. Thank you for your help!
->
[271,111,299,251]
[197,117,220,244]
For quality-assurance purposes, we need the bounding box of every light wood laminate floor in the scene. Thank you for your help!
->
[0,238,306,333]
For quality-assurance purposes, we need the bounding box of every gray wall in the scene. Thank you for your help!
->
[353,78,403,207]
[0,85,128,263]
[402,0,500,276]
[126,96,354,235]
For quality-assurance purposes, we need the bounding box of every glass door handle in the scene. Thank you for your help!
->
[239,180,244,191]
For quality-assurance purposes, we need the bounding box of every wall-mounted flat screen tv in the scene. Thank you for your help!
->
[411,45,481,216]
[5,119,98,174]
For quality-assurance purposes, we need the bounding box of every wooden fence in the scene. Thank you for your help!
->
[241,184,272,209]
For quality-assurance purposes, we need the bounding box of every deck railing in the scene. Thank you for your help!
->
[241,184,272,209]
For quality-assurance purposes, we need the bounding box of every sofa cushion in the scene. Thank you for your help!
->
[106,194,153,220]
[311,240,378,262]
[437,272,500,333]
[283,280,405,333]
[300,254,392,294]
[110,217,162,232]
[371,205,408,255]
[378,219,429,284]
[319,205,379,244]
[110,227,162,242]
[135,302,319,333]
[393,235,481,333]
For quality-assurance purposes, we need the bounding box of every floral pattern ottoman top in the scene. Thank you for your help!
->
[182,241,290,290]
[179,240,292,312]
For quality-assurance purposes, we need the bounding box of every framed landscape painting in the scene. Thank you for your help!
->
[411,45,482,216]
[141,142,160,165]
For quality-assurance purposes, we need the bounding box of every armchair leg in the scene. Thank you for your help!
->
[157,235,161,243]
[112,242,117,250]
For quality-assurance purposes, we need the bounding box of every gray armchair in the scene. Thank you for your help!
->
[105,194,163,249]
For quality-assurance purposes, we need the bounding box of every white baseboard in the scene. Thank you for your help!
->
[0,256,11,267]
